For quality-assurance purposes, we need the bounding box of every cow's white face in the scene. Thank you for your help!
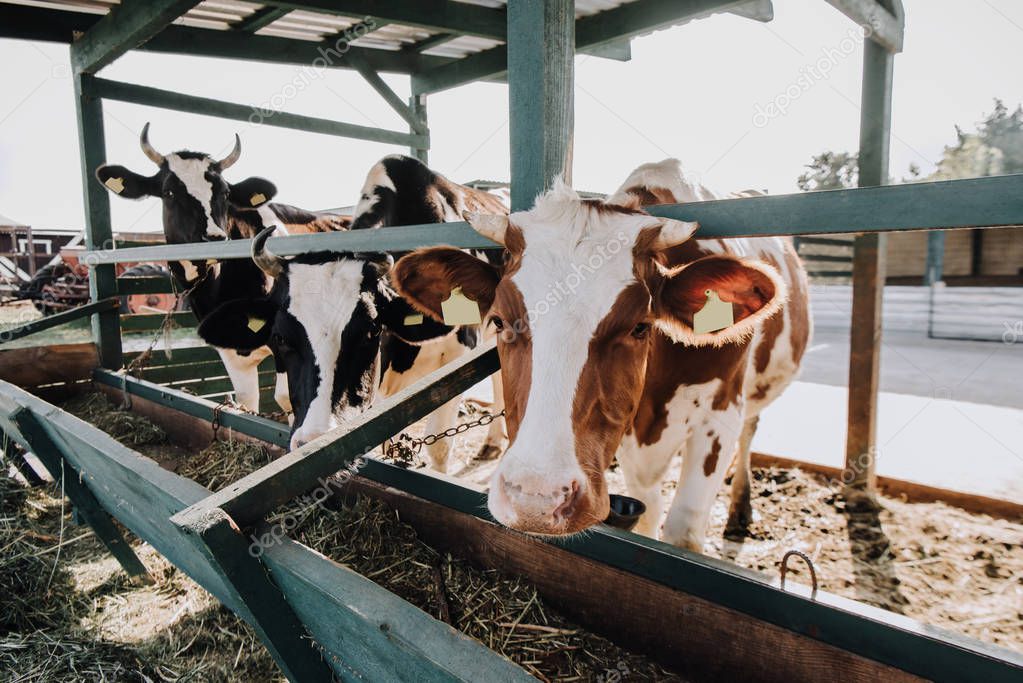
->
[164,154,229,241]
[393,182,786,535]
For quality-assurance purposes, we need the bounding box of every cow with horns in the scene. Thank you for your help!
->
[197,155,509,463]
[391,159,811,551]
[95,124,349,413]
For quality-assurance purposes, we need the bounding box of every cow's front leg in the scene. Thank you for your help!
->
[662,407,744,552]
[476,372,507,460]
[424,395,461,473]
[216,346,269,413]
[617,428,685,538]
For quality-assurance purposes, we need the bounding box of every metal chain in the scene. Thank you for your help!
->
[384,408,505,468]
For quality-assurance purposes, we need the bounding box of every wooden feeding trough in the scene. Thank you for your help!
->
[2,0,1023,681]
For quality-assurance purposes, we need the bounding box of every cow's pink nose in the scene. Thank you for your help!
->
[500,475,581,526]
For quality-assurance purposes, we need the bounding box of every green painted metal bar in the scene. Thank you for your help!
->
[924,230,946,285]
[90,77,426,148]
[844,36,894,495]
[796,236,855,248]
[93,369,291,446]
[70,0,201,74]
[81,174,1023,265]
[345,51,429,136]
[11,408,150,579]
[120,311,197,332]
[824,0,904,52]
[410,94,429,163]
[179,342,500,526]
[508,0,575,211]
[170,507,334,682]
[405,32,457,53]
[232,6,291,32]
[413,0,754,94]
[0,298,117,345]
[74,74,122,370]
[272,0,508,41]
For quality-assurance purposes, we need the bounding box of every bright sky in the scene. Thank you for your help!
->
[0,0,1020,232]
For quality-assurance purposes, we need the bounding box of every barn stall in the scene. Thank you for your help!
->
[0,1,1021,681]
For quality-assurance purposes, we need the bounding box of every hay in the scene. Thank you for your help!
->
[177,439,273,492]
[62,393,166,447]
[0,631,155,682]
[279,496,682,682]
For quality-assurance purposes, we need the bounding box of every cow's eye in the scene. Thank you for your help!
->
[489,316,505,331]
[631,322,651,339]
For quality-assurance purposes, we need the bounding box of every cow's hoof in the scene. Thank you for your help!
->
[475,443,502,461]
[725,501,754,534]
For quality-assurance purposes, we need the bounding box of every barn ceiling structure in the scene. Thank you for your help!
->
[4,2,1023,680]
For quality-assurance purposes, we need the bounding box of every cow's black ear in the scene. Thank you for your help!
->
[229,177,278,208]
[197,298,278,351]
[95,164,159,199]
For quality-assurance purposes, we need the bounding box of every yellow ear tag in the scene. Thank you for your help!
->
[247,317,266,333]
[441,287,481,326]
[403,313,424,326]
[693,290,734,335]
[104,177,125,194]
[250,193,267,206]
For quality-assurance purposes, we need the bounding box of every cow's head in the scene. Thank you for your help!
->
[95,123,277,244]
[393,181,785,535]
[197,228,444,450]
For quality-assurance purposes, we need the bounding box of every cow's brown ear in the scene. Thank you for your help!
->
[654,255,786,346]
[392,247,500,323]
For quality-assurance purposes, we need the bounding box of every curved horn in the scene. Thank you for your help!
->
[251,226,283,278]
[463,210,508,245]
[218,134,242,170]
[139,122,164,165]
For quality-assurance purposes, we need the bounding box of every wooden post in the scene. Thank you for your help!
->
[73,73,122,369]
[410,94,429,163]
[508,0,575,211]
[924,231,945,285]
[844,37,894,499]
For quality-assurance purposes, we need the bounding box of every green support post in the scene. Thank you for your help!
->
[924,230,946,285]
[844,36,894,498]
[508,0,575,211]
[410,94,429,163]
[73,73,122,370]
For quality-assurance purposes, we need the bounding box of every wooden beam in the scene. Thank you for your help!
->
[170,507,335,682]
[79,173,1023,265]
[413,0,756,94]
[232,6,290,32]
[0,298,117,345]
[74,75,122,370]
[70,0,200,74]
[90,77,426,148]
[410,94,429,163]
[272,0,507,41]
[824,0,904,53]
[345,52,428,136]
[0,343,98,390]
[12,409,150,580]
[404,32,457,53]
[508,0,575,210]
[844,37,894,499]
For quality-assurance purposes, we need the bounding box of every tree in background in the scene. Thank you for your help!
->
[796,150,857,190]
[797,99,1023,187]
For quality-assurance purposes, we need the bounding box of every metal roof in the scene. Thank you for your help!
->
[1,0,773,62]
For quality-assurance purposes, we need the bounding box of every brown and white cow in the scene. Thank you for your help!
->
[392,159,810,551]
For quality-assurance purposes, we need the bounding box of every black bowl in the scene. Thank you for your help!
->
[604,494,646,531]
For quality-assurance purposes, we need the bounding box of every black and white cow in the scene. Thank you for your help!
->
[95,124,349,412]
[198,155,509,464]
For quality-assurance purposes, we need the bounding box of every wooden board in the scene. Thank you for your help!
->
[0,342,98,388]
